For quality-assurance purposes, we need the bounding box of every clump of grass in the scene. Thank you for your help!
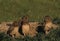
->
[0,27,60,41]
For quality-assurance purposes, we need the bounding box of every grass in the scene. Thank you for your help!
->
[0,28,60,41]
[0,0,60,22]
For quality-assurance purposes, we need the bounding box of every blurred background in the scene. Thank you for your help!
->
[0,0,60,22]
